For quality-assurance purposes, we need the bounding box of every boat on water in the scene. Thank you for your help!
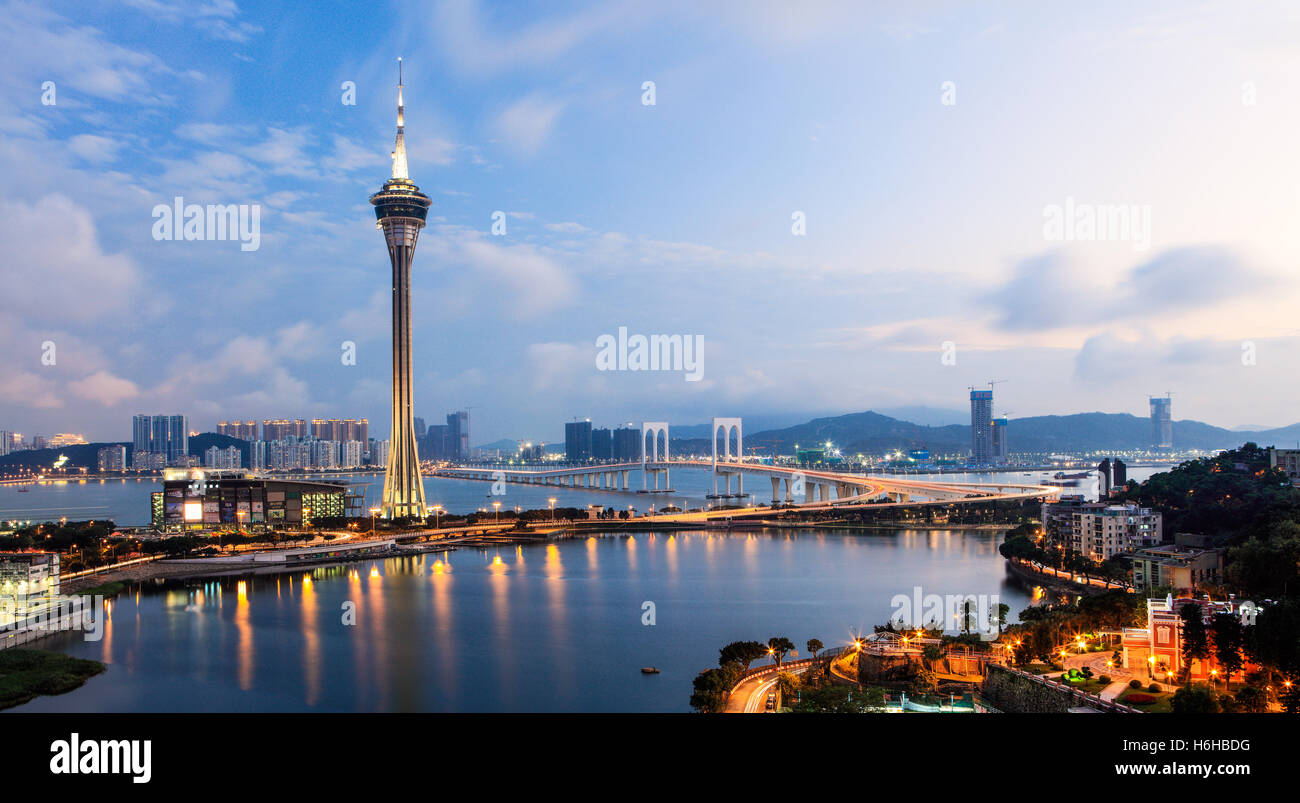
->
[641,667,660,675]
[1053,471,1092,480]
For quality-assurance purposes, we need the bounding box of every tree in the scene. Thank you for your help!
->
[1211,612,1244,687]
[774,671,800,709]
[1233,685,1268,713]
[767,637,796,667]
[690,667,735,713]
[1171,683,1220,714]
[806,638,823,660]
[1248,600,1300,679]
[993,603,1010,635]
[719,641,768,672]
[1179,604,1210,682]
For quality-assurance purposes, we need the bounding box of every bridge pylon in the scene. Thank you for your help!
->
[641,421,669,491]
[710,417,743,498]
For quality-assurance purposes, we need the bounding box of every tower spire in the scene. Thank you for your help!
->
[391,57,408,180]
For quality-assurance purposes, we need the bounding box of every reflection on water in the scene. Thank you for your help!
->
[15,528,1035,713]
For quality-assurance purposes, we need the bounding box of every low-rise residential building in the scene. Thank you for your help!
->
[1130,543,1224,593]
[97,445,127,472]
[1041,497,1162,561]
[1269,447,1300,481]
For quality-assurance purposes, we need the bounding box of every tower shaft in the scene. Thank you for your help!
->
[379,217,427,519]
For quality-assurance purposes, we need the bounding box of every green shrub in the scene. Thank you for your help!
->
[1099,675,1112,684]
[1129,679,1142,689]
[1148,682,1161,693]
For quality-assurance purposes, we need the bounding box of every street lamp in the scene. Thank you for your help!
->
[548,497,557,521]
[432,504,443,530]
[492,501,501,523]
[369,506,380,536]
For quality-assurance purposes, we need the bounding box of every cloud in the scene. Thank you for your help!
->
[0,195,139,319]
[67,134,124,163]
[492,94,566,155]
[0,3,172,102]
[122,0,263,42]
[68,370,140,406]
[453,236,575,314]
[430,0,642,75]
[988,246,1271,332]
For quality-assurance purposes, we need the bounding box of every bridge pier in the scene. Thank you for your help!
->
[771,476,781,502]
[784,477,793,503]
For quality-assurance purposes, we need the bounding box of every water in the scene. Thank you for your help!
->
[10,528,1032,712]
[0,466,1170,527]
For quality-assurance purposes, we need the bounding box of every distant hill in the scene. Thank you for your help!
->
[0,443,126,471]
[188,433,250,466]
[0,432,251,471]
[667,410,1300,456]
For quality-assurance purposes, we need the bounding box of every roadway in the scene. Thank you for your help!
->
[432,460,1059,525]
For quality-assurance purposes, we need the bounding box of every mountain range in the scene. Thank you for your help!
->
[478,410,1300,457]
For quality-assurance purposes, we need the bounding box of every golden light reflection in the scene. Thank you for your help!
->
[301,572,319,706]
[235,580,252,690]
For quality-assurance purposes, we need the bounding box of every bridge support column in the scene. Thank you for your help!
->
[817,484,827,502]
[737,474,743,496]
[784,477,793,503]
[771,476,780,502]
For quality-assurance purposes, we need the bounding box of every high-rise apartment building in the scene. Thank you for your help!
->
[565,419,593,462]
[991,417,1009,464]
[217,420,258,440]
[592,427,612,460]
[969,390,993,464]
[1150,396,1173,449]
[612,426,641,462]
[446,411,469,461]
[262,419,308,441]
[132,414,189,466]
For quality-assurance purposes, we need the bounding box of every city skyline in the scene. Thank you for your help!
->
[3,1,1300,444]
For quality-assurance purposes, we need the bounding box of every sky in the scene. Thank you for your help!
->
[2,0,1300,444]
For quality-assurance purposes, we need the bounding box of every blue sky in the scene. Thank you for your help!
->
[3,0,1300,444]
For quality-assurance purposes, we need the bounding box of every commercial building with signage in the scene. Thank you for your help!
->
[151,470,355,532]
